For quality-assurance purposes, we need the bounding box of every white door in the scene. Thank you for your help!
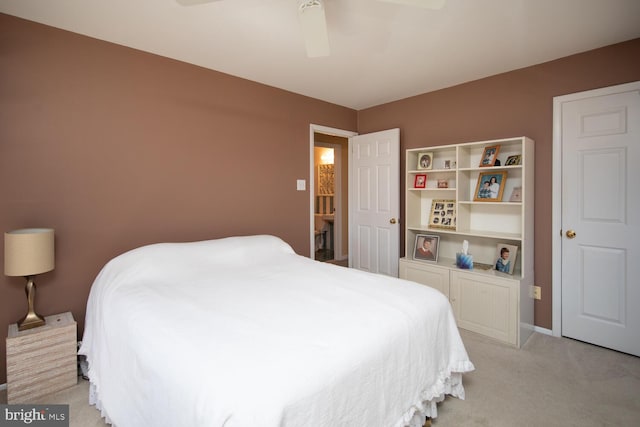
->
[558,81,640,356]
[349,128,400,277]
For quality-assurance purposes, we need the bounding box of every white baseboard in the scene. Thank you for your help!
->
[534,326,553,336]
[0,383,6,391]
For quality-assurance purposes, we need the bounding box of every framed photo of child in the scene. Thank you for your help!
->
[413,234,440,262]
[495,243,518,275]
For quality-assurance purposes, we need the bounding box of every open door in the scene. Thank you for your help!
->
[349,128,401,277]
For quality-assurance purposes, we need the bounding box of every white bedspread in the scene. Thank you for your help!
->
[79,235,474,427]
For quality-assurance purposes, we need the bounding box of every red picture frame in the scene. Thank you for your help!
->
[414,174,427,188]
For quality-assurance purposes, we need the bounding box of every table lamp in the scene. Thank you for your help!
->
[4,228,55,331]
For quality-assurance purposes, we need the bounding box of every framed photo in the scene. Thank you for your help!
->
[444,160,452,169]
[417,152,433,170]
[428,199,456,230]
[437,179,449,188]
[413,234,440,262]
[479,145,500,167]
[505,154,522,166]
[494,243,518,275]
[414,174,427,188]
[509,186,522,202]
[474,171,507,202]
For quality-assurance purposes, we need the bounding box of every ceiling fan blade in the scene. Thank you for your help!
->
[175,0,222,6]
[298,1,330,58]
[378,0,446,9]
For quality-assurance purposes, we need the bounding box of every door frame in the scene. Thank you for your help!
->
[308,124,357,259]
[551,81,639,337]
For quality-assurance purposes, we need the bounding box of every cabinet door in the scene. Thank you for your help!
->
[399,259,450,298]
[451,271,518,345]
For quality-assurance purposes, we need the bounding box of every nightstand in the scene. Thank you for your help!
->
[6,311,78,403]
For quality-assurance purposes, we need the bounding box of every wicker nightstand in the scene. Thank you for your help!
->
[6,311,78,403]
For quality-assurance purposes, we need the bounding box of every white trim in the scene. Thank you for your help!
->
[533,326,553,336]
[309,124,357,259]
[0,383,6,391]
[551,81,640,338]
[552,93,563,337]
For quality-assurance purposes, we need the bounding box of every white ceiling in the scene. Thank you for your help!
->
[1,0,639,110]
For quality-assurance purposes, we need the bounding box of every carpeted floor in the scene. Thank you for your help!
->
[2,329,639,426]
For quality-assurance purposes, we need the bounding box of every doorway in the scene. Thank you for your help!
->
[309,125,357,264]
[552,81,640,356]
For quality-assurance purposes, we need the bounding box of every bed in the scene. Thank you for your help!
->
[79,235,474,427]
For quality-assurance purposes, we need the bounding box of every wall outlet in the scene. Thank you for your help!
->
[533,285,541,300]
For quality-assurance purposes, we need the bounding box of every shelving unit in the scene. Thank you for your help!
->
[399,137,534,347]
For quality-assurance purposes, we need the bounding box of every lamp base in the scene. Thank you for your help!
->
[18,312,46,331]
[17,276,46,331]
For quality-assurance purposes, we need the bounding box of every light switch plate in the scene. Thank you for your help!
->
[296,179,306,191]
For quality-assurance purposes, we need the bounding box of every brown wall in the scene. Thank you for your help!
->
[0,14,357,383]
[357,38,640,331]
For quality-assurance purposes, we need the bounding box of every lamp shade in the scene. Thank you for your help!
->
[4,228,55,277]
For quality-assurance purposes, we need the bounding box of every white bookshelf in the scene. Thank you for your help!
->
[400,137,534,347]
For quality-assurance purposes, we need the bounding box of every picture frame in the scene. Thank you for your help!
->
[317,164,334,195]
[479,145,500,167]
[473,171,507,202]
[414,174,427,188]
[444,160,452,169]
[505,154,522,166]
[428,199,456,230]
[494,243,518,275]
[417,152,433,170]
[437,179,449,188]
[509,186,522,202]
[413,234,440,262]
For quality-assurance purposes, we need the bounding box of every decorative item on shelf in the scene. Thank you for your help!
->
[437,179,449,188]
[413,234,440,262]
[428,199,456,230]
[443,159,453,169]
[456,239,473,269]
[414,174,427,188]
[479,145,501,167]
[417,152,433,170]
[495,243,519,275]
[505,154,522,166]
[509,186,523,202]
[474,171,507,202]
[4,228,55,331]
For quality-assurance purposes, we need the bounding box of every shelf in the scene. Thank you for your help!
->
[406,225,521,240]
[405,137,533,272]
[408,188,457,192]
[458,201,522,206]
[403,136,533,349]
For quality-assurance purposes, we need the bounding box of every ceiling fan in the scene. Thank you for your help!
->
[176,0,446,58]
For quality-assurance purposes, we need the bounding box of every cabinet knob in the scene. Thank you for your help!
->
[566,229,576,239]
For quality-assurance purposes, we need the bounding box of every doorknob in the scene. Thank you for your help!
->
[566,229,576,239]
[389,218,398,224]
